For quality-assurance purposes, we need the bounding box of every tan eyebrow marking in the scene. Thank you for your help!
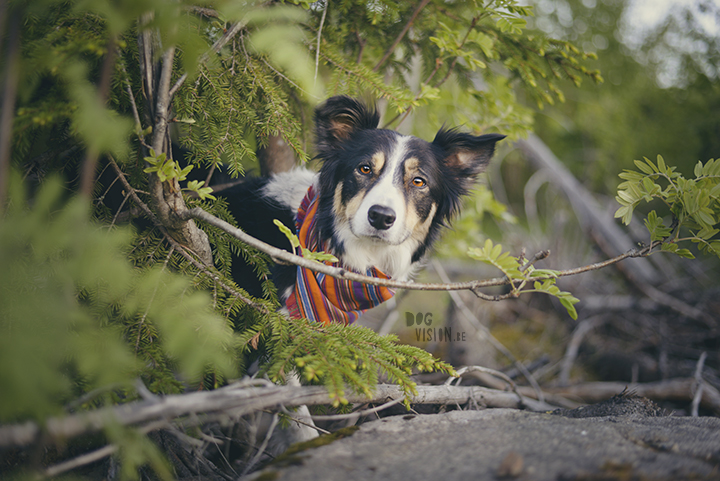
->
[371,151,385,173]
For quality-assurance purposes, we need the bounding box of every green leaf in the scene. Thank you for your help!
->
[656,154,666,174]
[301,248,339,263]
[273,219,300,249]
[634,159,654,175]
[644,210,672,241]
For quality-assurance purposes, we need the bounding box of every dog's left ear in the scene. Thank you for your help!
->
[432,128,506,178]
[314,96,380,158]
[433,129,506,220]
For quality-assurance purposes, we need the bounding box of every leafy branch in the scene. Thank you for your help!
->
[143,149,216,200]
[615,155,720,258]
[468,239,580,319]
[185,207,659,321]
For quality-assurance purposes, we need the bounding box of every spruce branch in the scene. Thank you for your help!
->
[108,157,269,314]
[168,20,249,99]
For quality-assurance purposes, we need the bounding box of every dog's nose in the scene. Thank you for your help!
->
[368,205,396,230]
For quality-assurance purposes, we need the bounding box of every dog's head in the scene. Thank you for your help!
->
[313,96,505,277]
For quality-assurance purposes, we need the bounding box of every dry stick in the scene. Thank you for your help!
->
[43,420,168,478]
[546,378,720,415]
[431,259,545,404]
[0,383,551,450]
[373,0,432,72]
[691,351,707,417]
[241,413,279,477]
[445,366,526,406]
[559,315,604,387]
[316,398,404,421]
[313,0,328,83]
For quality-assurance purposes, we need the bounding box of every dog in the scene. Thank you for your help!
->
[221,96,504,455]
[223,96,505,324]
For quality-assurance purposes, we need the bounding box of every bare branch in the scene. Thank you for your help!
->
[314,1,328,83]
[373,0,432,72]
[151,46,175,153]
[0,383,552,449]
[185,207,658,295]
[546,378,720,416]
[691,352,707,417]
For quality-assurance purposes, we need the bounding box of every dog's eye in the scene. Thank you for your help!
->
[412,177,426,188]
[358,165,372,175]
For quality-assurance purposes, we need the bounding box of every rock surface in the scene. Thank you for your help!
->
[248,408,720,481]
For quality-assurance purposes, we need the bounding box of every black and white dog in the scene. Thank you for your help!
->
[223,96,504,323]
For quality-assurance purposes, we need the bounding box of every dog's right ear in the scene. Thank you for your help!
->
[314,96,380,156]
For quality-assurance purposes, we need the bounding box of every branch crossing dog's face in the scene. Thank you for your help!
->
[313,96,505,280]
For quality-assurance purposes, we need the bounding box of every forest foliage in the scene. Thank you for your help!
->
[1,0,719,478]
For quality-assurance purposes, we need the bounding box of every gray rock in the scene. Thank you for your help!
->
[248,409,720,481]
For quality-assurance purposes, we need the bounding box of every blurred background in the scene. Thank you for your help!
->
[359,0,720,414]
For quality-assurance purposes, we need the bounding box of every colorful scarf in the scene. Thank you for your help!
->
[285,185,395,325]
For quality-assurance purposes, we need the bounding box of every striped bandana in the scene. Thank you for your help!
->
[285,185,395,325]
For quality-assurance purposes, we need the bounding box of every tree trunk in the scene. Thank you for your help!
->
[138,23,213,265]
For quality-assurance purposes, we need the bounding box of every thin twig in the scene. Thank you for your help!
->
[314,1,328,83]
[241,413,278,476]
[559,316,604,387]
[276,406,331,433]
[43,420,168,478]
[118,57,147,145]
[299,398,403,421]
[185,206,660,295]
[373,0,431,72]
[45,444,118,478]
[431,259,545,403]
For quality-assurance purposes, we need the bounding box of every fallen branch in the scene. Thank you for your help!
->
[0,383,553,450]
[545,378,720,416]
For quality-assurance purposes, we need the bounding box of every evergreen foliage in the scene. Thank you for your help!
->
[0,175,237,422]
